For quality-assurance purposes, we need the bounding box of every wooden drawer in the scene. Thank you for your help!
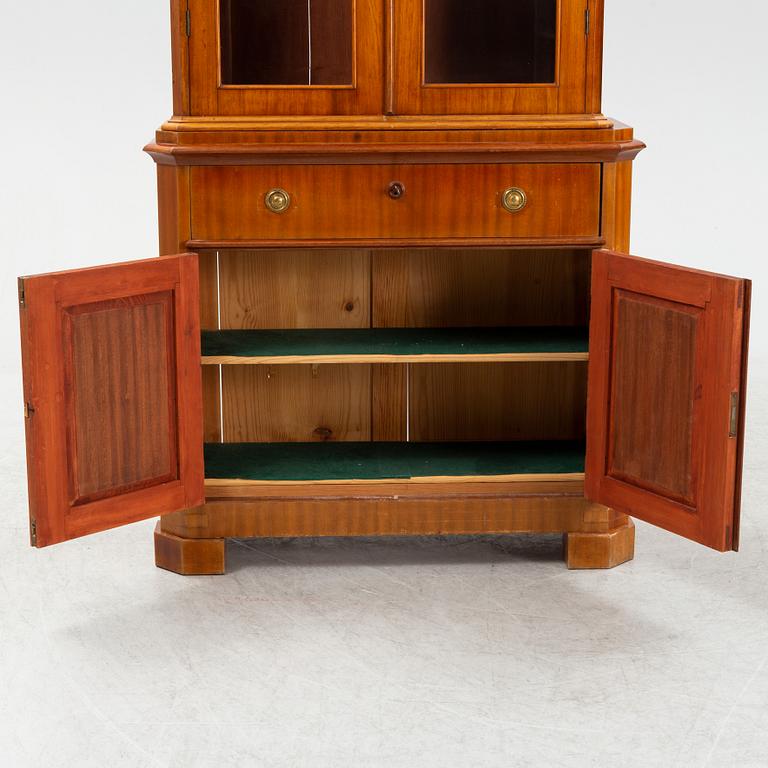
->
[190,163,601,244]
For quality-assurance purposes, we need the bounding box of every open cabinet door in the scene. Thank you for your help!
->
[18,254,204,547]
[586,250,750,552]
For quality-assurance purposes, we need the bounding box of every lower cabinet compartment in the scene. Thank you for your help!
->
[200,246,592,490]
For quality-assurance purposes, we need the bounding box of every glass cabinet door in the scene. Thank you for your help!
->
[394,0,592,115]
[189,0,384,116]
[219,0,353,86]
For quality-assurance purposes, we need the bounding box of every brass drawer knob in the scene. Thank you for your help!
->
[265,188,291,213]
[388,181,405,200]
[502,187,527,213]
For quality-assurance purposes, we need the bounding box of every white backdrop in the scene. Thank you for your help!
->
[0,0,766,401]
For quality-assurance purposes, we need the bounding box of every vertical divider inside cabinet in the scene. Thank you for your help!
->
[198,250,223,446]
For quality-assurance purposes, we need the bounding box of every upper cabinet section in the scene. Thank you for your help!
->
[181,0,602,118]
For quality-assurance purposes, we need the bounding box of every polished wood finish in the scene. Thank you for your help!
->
[154,522,225,575]
[157,165,190,255]
[585,0,605,114]
[161,495,610,540]
[204,477,586,499]
[564,516,634,569]
[148,137,645,166]
[190,163,601,243]
[586,250,750,551]
[19,255,205,547]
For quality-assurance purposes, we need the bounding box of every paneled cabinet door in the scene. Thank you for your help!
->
[393,0,594,115]
[585,250,751,552]
[188,0,385,116]
[18,254,205,547]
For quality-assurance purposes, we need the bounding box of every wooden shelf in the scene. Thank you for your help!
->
[201,327,589,364]
[204,441,586,484]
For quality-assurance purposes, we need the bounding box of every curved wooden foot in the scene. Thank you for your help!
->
[564,517,635,570]
[154,522,226,575]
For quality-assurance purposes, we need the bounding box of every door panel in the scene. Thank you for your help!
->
[189,0,384,116]
[393,0,589,115]
[19,254,204,547]
[586,250,750,551]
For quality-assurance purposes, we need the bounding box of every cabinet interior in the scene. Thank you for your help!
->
[200,248,592,483]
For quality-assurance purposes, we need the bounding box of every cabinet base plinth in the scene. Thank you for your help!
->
[154,523,226,575]
[563,517,635,569]
[155,497,636,575]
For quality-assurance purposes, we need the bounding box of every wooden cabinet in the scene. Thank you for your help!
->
[17,2,751,574]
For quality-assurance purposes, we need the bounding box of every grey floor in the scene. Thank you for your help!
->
[1,368,766,768]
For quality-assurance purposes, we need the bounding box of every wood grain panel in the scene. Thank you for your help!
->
[608,292,698,503]
[19,254,204,547]
[372,364,407,440]
[410,362,587,442]
[66,294,176,503]
[190,164,601,242]
[157,165,191,255]
[162,496,609,540]
[217,251,372,445]
[373,248,590,327]
[222,364,371,442]
[218,249,370,329]
[586,250,751,552]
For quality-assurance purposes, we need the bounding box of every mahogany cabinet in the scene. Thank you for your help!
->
[18,1,750,573]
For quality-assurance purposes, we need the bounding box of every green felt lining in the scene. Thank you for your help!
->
[204,441,586,482]
[201,327,589,358]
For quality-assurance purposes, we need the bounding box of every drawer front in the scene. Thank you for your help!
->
[190,163,601,243]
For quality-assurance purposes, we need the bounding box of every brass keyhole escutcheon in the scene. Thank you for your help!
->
[502,187,527,213]
[388,181,405,200]
[265,188,291,213]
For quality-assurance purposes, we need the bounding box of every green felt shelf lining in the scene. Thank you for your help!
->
[201,327,589,358]
[204,441,586,482]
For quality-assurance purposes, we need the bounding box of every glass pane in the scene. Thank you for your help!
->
[220,0,353,86]
[424,0,557,85]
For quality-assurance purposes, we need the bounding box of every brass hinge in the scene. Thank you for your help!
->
[17,277,26,308]
[729,391,740,438]
[585,8,591,35]
[24,402,35,419]
[30,519,37,547]
[185,8,191,37]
